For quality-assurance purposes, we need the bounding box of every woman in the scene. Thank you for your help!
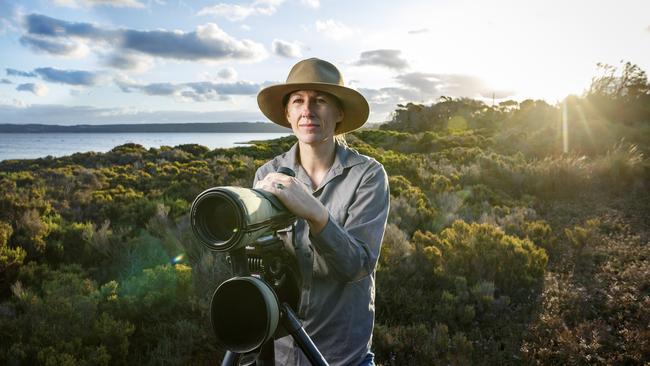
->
[254,58,390,366]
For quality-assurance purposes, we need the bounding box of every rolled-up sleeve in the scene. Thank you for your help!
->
[309,162,390,283]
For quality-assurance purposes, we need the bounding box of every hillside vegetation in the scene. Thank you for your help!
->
[0,61,648,365]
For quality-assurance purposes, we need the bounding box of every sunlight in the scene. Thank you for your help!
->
[562,100,569,153]
[574,102,595,145]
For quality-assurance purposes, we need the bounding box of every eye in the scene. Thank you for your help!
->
[292,97,303,104]
[316,97,327,104]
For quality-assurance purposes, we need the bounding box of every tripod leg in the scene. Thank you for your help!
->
[221,351,241,366]
[280,303,329,366]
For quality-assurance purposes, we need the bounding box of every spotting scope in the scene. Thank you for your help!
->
[190,167,328,365]
[190,167,296,252]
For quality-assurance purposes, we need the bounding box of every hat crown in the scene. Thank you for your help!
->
[286,58,344,86]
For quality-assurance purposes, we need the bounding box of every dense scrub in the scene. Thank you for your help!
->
[0,62,648,364]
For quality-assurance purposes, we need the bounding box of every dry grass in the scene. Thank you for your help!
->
[522,195,650,365]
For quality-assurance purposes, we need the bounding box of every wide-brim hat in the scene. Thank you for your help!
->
[257,58,369,134]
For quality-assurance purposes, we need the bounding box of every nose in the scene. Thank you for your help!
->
[300,99,317,117]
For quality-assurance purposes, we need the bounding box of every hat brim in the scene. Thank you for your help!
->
[257,82,369,134]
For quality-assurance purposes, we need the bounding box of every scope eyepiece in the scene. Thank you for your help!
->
[277,167,295,177]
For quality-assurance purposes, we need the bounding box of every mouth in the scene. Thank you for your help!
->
[299,122,320,128]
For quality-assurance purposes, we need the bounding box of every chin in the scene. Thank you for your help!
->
[297,134,331,145]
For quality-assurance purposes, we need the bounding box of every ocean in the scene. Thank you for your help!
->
[0,132,291,161]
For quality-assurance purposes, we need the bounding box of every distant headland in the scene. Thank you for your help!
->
[0,122,288,133]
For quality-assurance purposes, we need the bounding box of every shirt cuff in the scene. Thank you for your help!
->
[308,213,341,253]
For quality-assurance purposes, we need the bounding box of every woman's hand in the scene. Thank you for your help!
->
[255,172,329,234]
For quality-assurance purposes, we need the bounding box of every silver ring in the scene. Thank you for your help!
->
[275,182,284,190]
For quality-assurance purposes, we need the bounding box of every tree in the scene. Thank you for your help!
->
[587,61,650,124]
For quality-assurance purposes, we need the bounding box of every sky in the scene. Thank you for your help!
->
[0,0,648,125]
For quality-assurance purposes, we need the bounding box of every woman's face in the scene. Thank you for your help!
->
[285,90,343,145]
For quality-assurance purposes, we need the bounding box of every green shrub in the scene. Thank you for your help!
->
[1,264,135,365]
[0,221,26,293]
[115,264,193,319]
[565,218,601,251]
[418,220,548,297]
[388,175,437,235]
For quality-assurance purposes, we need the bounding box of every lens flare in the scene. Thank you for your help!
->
[172,254,185,264]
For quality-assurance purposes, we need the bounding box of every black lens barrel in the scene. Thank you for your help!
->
[191,188,244,252]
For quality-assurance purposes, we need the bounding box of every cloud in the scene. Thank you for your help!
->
[0,0,20,35]
[315,19,353,40]
[121,24,266,61]
[22,14,113,40]
[19,34,89,57]
[34,67,106,86]
[0,17,12,35]
[1,79,11,84]
[395,72,514,100]
[139,82,180,96]
[16,83,49,96]
[394,72,444,94]
[116,79,263,101]
[188,81,261,95]
[6,68,37,77]
[197,4,257,21]
[0,103,265,124]
[20,14,114,58]
[197,0,285,21]
[217,67,237,80]
[102,52,153,72]
[358,72,515,119]
[408,28,429,34]
[272,39,302,58]
[300,0,319,8]
[20,13,267,63]
[354,49,409,70]
[6,67,108,87]
[358,87,421,114]
[53,0,145,8]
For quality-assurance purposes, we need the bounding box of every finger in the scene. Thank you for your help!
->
[266,173,289,185]
[255,177,278,191]
[258,174,278,189]
[266,178,286,193]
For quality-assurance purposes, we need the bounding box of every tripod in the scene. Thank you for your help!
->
[213,235,329,366]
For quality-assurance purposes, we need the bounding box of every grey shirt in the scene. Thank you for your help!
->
[253,142,390,366]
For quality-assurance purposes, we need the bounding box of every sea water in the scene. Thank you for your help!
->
[0,132,290,161]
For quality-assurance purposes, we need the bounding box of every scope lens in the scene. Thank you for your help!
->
[196,195,240,246]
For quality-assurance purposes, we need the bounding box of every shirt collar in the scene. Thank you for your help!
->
[280,142,365,191]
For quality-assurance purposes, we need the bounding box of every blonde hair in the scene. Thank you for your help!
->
[334,133,347,146]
